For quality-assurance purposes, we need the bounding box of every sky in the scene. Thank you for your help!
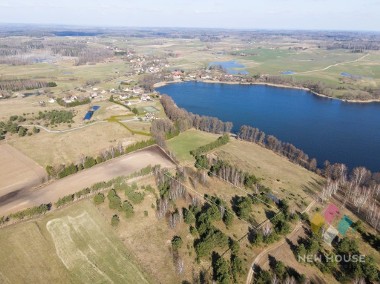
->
[0,0,379,31]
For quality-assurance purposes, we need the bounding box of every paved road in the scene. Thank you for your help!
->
[0,146,175,216]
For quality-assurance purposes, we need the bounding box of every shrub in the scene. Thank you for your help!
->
[93,193,105,205]
[111,214,120,227]
[171,236,183,250]
[122,200,134,218]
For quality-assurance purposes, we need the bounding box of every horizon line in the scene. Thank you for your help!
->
[0,22,379,34]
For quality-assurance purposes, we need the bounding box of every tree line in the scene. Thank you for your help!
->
[160,95,233,134]
[208,158,259,190]
[0,79,56,91]
[238,125,318,171]
[190,134,229,157]
[46,139,155,179]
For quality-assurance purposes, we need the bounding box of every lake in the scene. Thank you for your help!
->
[208,61,248,75]
[157,81,380,172]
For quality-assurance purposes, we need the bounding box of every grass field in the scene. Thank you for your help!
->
[215,139,324,211]
[0,200,150,284]
[167,129,220,162]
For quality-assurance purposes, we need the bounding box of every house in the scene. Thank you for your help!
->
[119,94,130,100]
[141,94,152,102]
[63,95,78,104]
[133,88,143,94]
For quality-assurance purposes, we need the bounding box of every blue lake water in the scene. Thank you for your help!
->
[157,82,380,171]
[208,61,248,75]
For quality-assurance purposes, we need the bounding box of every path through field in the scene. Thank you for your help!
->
[0,146,175,216]
[21,120,107,133]
[297,53,369,74]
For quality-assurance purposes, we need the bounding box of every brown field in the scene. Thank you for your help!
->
[0,146,175,216]
[215,139,324,211]
[0,144,47,198]
[9,121,144,167]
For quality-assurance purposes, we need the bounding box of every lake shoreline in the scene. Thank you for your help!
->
[156,80,380,171]
[154,80,380,104]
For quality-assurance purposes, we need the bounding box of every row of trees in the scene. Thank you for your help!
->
[238,125,318,171]
[209,158,259,189]
[160,95,233,134]
[6,204,51,221]
[0,79,55,91]
[46,139,155,179]
[190,134,229,157]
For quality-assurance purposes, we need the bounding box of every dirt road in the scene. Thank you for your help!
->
[21,120,107,133]
[245,201,316,284]
[0,146,175,216]
[298,53,369,74]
